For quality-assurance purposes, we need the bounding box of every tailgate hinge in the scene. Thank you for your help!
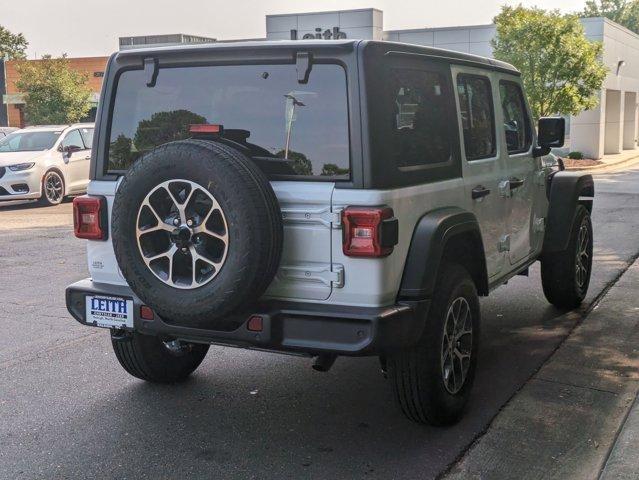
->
[281,207,341,227]
[279,264,344,288]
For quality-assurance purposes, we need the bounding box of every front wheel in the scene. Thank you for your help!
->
[111,331,209,383]
[541,205,593,309]
[387,263,480,425]
[38,170,65,206]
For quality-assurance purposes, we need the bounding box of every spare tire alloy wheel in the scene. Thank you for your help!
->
[111,140,283,326]
[137,179,229,289]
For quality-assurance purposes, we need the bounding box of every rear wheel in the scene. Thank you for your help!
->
[39,170,64,206]
[111,331,209,383]
[541,205,593,309]
[387,263,480,425]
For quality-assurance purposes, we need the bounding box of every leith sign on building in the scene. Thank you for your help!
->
[266,9,384,42]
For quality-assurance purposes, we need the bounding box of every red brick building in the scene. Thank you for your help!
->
[2,56,108,128]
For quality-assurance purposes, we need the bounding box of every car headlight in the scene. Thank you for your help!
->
[7,162,35,171]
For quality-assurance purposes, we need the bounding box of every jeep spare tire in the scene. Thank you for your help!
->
[111,140,283,327]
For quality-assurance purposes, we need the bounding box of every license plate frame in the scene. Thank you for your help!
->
[85,295,134,329]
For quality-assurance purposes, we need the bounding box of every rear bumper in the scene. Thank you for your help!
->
[66,278,429,356]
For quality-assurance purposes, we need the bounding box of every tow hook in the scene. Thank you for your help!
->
[110,329,133,342]
[312,354,337,372]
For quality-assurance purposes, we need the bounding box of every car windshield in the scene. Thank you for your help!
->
[0,131,61,152]
[107,63,350,179]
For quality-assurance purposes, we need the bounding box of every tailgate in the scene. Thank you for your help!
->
[264,181,341,301]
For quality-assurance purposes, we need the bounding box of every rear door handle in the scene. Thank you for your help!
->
[471,185,491,200]
[509,177,525,189]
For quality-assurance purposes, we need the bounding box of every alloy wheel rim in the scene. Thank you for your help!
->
[575,219,590,289]
[45,172,63,203]
[136,179,229,289]
[441,297,473,395]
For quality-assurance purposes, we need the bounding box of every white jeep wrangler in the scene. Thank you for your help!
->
[66,40,594,425]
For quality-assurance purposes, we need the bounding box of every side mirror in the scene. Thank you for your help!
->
[534,117,565,157]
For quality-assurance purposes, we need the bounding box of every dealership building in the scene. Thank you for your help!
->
[2,8,639,158]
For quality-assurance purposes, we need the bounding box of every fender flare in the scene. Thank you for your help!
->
[398,207,488,300]
[543,171,594,253]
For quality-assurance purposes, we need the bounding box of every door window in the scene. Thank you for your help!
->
[79,128,94,149]
[61,130,85,151]
[390,68,454,168]
[457,75,496,160]
[499,81,532,154]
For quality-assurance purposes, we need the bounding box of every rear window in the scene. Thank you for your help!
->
[107,64,350,180]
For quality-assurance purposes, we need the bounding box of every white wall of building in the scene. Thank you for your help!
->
[384,25,496,58]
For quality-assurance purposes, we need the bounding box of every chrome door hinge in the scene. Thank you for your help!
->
[498,235,511,252]
[281,207,341,227]
[279,264,345,288]
[533,217,546,233]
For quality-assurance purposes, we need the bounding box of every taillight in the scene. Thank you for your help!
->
[73,195,107,240]
[342,206,398,257]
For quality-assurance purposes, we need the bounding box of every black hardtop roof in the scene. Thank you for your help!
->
[113,39,519,75]
[361,40,519,75]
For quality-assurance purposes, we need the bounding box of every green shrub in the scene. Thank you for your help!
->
[568,151,584,160]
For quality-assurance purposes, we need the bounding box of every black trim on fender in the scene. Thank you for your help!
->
[398,207,489,300]
[66,278,429,356]
[543,171,594,253]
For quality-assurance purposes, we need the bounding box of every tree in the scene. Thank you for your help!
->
[15,55,92,124]
[0,25,28,60]
[492,6,608,120]
[321,163,349,176]
[582,0,639,34]
[134,110,207,151]
[109,134,134,170]
[275,149,313,175]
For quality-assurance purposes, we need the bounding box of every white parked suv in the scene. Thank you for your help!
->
[0,123,94,206]
[66,41,594,425]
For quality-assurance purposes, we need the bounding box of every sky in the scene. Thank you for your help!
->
[3,0,588,58]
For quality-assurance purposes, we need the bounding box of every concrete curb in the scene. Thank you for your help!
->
[600,394,639,479]
[443,259,639,480]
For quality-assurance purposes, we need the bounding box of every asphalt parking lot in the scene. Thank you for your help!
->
[1,166,639,480]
